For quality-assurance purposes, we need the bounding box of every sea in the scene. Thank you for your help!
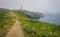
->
[40,12,60,25]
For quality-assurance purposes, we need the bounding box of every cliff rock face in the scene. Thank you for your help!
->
[20,10,44,19]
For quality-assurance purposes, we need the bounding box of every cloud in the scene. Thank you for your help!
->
[0,0,60,13]
[22,0,48,11]
[22,0,60,12]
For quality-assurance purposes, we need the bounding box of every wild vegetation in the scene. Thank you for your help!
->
[14,10,60,37]
[0,9,15,37]
[0,9,60,37]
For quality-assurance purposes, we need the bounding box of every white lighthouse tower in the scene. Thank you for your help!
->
[20,0,24,13]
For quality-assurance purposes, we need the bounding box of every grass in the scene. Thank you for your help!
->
[0,10,15,37]
[0,10,60,37]
[14,10,60,37]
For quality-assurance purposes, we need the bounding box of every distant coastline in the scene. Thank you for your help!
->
[40,12,60,25]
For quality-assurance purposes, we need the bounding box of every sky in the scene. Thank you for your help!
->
[0,0,60,13]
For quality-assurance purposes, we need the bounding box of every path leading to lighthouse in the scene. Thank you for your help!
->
[6,12,24,37]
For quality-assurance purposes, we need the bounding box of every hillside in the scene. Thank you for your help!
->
[0,9,60,37]
[0,9,15,37]
[13,10,60,37]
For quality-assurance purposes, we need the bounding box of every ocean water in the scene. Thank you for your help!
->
[40,13,60,25]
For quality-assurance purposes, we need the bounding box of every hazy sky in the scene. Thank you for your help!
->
[0,0,60,13]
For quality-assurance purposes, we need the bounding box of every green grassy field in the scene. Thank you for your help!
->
[0,10,15,37]
[14,10,60,37]
[0,10,60,37]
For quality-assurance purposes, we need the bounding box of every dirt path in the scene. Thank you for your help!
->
[6,12,24,37]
